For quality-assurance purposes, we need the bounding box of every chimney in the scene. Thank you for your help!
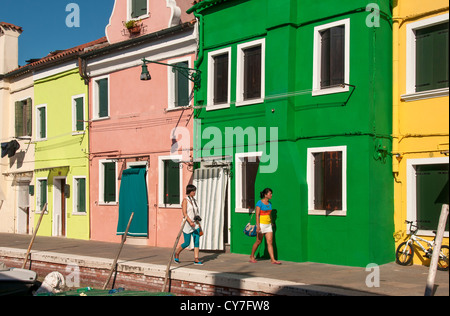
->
[0,22,23,75]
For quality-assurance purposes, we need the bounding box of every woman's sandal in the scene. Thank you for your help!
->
[194,258,203,265]
[174,255,180,264]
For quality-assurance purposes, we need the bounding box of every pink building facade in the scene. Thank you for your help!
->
[82,0,197,246]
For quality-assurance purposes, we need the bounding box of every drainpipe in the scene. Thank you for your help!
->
[392,2,400,176]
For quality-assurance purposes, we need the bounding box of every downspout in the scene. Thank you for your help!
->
[78,56,92,239]
[392,2,400,176]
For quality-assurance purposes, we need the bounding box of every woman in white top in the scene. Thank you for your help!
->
[174,184,203,265]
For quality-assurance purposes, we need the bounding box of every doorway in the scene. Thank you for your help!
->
[53,177,66,237]
[17,181,31,234]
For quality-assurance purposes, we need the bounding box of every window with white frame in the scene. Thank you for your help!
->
[35,104,47,141]
[99,160,117,204]
[235,152,261,212]
[93,76,109,120]
[72,94,85,133]
[168,57,191,109]
[207,47,231,110]
[403,13,449,101]
[236,39,265,106]
[73,176,87,214]
[129,0,148,19]
[312,18,350,96]
[14,98,32,138]
[407,157,449,236]
[158,155,183,207]
[307,146,347,216]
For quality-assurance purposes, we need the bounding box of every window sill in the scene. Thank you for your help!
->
[98,202,118,206]
[235,98,264,107]
[158,204,182,209]
[165,106,191,112]
[401,88,449,102]
[92,116,110,122]
[312,86,349,96]
[308,209,347,216]
[206,103,230,111]
[71,212,87,216]
[235,207,255,214]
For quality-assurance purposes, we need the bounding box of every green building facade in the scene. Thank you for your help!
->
[189,0,394,267]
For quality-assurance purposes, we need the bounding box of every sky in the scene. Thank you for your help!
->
[1,0,115,66]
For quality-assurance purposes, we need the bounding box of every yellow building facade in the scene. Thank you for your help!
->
[393,0,449,266]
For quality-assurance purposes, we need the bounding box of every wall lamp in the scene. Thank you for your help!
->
[140,58,201,90]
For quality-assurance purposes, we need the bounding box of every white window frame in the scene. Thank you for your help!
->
[236,38,266,107]
[72,176,87,215]
[71,94,85,134]
[127,0,150,21]
[402,13,449,102]
[312,18,350,96]
[92,75,110,121]
[235,151,262,213]
[207,47,232,111]
[36,177,48,214]
[307,146,347,216]
[158,155,183,208]
[167,56,193,110]
[35,104,47,141]
[406,157,449,237]
[99,159,118,205]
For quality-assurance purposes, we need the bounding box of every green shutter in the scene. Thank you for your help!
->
[131,0,147,18]
[26,98,32,136]
[416,164,449,231]
[98,79,109,118]
[104,162,116,203]
[164,160,180,204]
[39,107,46,139]
[416,23,449,92]
[15,101,23,137]
[40,180,47,211]
[75,97,84,131]
[175,62,189,107]
[77,178,86,212]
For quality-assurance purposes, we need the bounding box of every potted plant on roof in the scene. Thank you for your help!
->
[124,19,142,35]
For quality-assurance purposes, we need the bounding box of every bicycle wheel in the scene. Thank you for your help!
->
[437,245,449,271]
[396,241,414,266]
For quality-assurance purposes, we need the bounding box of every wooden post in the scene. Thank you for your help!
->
[103,212,134,290]
[162,218,187,292]
[425,204,449,296]
[22,203,47,269]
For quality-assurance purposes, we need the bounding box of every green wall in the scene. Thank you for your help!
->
[192,0,394,266]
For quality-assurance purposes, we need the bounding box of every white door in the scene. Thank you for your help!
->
[53,178,66,237]
[17,182,30,234]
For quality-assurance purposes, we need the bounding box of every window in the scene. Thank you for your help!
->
[168,58,191,109]
[72,95,85,133]
[99,160,117,204]
[236,39,265,106]
[37,178,47,212]
[235,152,261,212]
[158,156,182,207]
[14,98,32,137]
[407,157,449,236]
[130,0,148,19]
[73,177,86,214]
[207,47,231,110]
[307,146,347,216]
[313,19,350,96]
[36,104,47,140]
[93,76,109,119]
[403,14,449,101]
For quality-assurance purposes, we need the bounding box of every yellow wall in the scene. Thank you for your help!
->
[393,0,449,266]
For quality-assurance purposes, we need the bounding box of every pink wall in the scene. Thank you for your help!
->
[89,0,196,246]
[106,0,193,44]
[89,61,195,246]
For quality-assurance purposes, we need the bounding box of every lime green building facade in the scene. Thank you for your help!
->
[34,67,90,240]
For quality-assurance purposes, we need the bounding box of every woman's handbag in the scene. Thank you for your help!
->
[243,212,257,237]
